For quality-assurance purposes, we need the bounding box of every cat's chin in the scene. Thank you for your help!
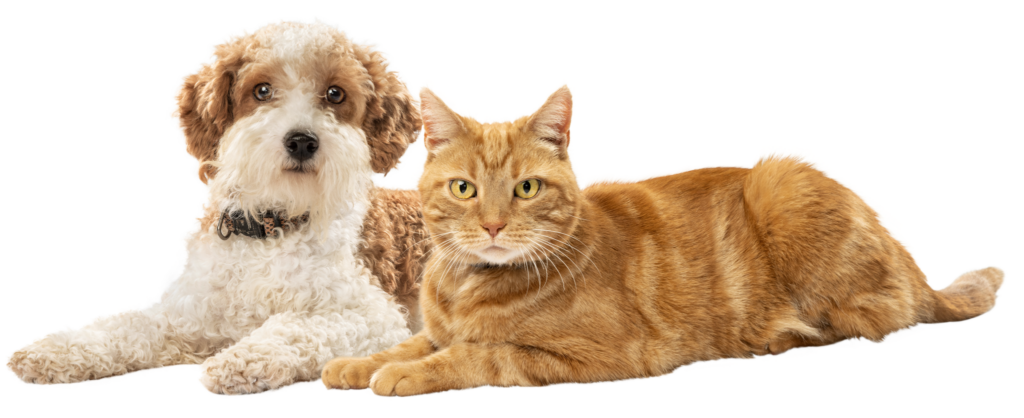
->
[472,245,523,265]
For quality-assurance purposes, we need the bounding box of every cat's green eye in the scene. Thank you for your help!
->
[514,179,541,199]
[449,180,477,199]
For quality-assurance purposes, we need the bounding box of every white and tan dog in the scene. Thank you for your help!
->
[8,22,430,394]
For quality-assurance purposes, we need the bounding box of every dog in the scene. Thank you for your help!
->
[8,22,431,394]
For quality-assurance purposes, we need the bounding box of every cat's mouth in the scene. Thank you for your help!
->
[472,244,523,264]
[480,245,511,256]
[475,242,516,259]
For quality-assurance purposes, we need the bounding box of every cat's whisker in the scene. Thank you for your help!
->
[532,232,590,283]
[534,260,544,300]
[532,228,587,246]
[536,228,593,258]
[522,248,537,298]
[452,247,474,286]
[454,247,474,274]
[426,248,456,299]
[528,235,575,292]
[429,238,460,258]
[524,246,532,295]
[524,236,557,295]
[417,231,457,247]
[417,236,454,262]
[533,229,600,284]
[532,235,573,290]
[547,247,577,293]
[531,229,594,262]
[521,244,545,300]
[423,246,454,279]
[537,234,589,291]
[534,241,551,286]
[427,237,464,304]
[436,243,471,302]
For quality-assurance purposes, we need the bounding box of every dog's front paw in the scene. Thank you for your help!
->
[201,350,293,395]
[322,356,382,390]
[8,339,118,384]
[369,362,444,397]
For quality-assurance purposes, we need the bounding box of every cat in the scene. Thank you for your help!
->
[321,86,1004,396]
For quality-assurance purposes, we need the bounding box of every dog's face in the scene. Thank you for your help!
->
[177,22,420,224]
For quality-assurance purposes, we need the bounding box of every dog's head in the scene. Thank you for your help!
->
[177,22,420,226]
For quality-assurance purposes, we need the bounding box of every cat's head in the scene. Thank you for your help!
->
[418,86,583,267]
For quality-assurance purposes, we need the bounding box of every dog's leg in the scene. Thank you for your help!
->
[8,305,208,384]
[200,310,410,394]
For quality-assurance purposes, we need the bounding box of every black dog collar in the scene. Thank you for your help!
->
[216,209,310,240]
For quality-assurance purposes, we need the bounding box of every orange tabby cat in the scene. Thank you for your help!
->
[322,86,1003,396]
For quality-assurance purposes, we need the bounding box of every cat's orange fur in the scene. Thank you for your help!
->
[322,86,1003,396]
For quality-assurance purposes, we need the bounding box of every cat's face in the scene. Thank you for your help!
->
[418,87,583,266]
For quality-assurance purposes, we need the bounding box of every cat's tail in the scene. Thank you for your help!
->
[923,267,1004,323]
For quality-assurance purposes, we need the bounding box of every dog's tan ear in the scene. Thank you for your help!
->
[355,48,422,175]
[177,40,246,184]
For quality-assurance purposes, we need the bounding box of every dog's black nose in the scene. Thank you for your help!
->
[284,132,319,162]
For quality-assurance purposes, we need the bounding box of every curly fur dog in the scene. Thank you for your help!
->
[8,22,431,394]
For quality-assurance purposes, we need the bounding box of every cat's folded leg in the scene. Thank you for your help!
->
[368,342,590,396]
[8,305,193,384]
[765,332,844,355]
[321,332,436,390]
[202,310,409,394]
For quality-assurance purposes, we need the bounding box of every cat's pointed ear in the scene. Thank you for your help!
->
[420,88,465,153]
[527,85,572,150]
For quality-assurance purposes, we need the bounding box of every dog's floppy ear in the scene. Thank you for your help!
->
[355,47,422,175]
[177,40,246,184]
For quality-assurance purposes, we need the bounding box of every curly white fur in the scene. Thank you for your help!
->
[8,23,412,394]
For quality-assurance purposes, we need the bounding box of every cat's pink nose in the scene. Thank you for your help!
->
[482,222,506,238]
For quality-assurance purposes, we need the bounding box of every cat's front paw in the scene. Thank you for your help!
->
[369,362,444,397]
[322,356,381,390]
[201,350,292,395]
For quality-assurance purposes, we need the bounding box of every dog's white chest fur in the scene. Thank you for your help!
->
[167,202,404,341]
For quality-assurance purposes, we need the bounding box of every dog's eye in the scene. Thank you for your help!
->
[254,83,273,101]
[326,86,345,104]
